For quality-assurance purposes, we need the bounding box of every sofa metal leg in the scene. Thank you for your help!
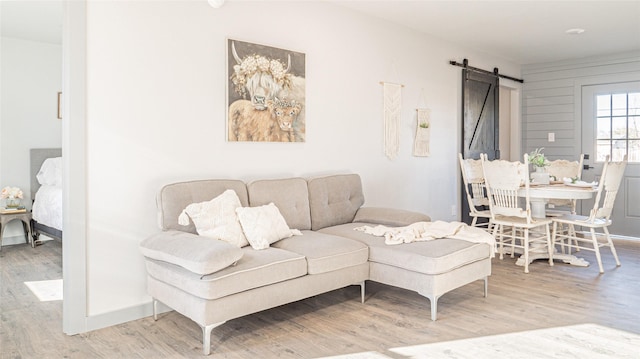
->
[430,295,439,321]
[201,322,225,356]
[483,277,488,298]
[152,298,158,321]
[359,281,365,303]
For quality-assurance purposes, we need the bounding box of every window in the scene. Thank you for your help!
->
[595,92,640,162]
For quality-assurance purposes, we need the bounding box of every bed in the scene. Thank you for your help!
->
[30,148,63,243]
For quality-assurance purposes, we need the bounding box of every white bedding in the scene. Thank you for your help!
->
[32,185,63,231]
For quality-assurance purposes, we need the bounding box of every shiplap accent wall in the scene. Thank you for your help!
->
[521,51,640,161]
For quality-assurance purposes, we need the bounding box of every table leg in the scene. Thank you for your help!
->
[514,226,589,267]
[529,198,547,219]
[516,249,590,267]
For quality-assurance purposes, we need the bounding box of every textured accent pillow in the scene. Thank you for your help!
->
[140,230,243,275]
[178,189,249,247]
[236,203,302,250]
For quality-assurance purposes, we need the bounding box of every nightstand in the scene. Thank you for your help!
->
[0,211,32,249]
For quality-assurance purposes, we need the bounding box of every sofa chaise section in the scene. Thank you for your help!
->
[319,223,491,320]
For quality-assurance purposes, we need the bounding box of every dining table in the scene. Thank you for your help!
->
[516,182,598,268]
[522,182,597,218]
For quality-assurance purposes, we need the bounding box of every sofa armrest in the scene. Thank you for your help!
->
[140,230,243,275]
[353,207,431,227]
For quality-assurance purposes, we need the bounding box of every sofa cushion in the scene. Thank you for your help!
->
[308,174,365,230]
[145,246,307,300]
[157,179,248,233]
[272,230,369,274]
[140,230,243,275]
[236,203,302,250]
[354,207,431,227]
[319,223,491,275]
[247,177,312,230]
[177,189,248,247]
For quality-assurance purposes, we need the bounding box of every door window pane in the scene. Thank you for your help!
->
[596,140,611,161]
[629,140,640,162]
[612,117,627,139]
[597,117,611,138]
[612,94,627,116]
[597,95,611,116]
[630,116,640,139]
[612,140,627,161]
[630,93,640,115]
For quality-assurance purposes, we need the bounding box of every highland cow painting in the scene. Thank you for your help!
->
[227,39,306,142]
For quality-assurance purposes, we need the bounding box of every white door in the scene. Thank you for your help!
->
[581,82,640,237]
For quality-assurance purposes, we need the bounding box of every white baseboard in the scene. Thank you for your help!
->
[84,300,173,333]
[1,235,30,246]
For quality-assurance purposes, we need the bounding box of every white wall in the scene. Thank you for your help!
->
[0,36,62,242]
[83,1,520,320]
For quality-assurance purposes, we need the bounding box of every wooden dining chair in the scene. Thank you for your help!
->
[546,154,584,253]
[546,154,585,214]
[458,153,491,232]
[481,154,554,273]
[551,155,627,273]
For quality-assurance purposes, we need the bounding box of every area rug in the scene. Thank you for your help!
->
[24,279,63,301]
[319,324,640,359]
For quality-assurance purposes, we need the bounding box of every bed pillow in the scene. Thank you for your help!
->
[140,230,243,275]
[178,189,249,247]
[236,203,302,250]
[36,157,63,186]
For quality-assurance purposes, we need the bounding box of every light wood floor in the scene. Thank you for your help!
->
[1,238,639,358]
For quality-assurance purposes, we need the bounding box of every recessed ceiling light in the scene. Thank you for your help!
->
[208,0,225,8]
[565,28,585,35]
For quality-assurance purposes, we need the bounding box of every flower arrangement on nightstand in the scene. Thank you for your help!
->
[1,186,25,211]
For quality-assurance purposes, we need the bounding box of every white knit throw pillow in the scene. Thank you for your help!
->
[178,189,249,247]
[236,203,302,250]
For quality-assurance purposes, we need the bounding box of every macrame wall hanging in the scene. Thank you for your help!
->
[381,82,403,160]
[413,108,431,157]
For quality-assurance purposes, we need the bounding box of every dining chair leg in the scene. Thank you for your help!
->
[558,223,567,254]
[494,224,504,260]
[523,229,530,274]
[510,225,516,258]
[603,226,621,267]
[569,224,579,252]
[589,228,604,274]
[546,223,553,266]
[552,221,559,253]
[471,216,478,227]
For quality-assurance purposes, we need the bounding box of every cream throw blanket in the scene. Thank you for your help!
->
[354,220,496,257]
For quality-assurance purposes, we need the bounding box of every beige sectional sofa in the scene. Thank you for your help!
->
[140,174,492,355]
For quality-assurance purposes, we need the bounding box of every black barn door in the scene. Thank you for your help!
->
[461,69,499,224]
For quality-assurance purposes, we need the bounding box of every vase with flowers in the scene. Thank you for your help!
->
[527,148,550,184]
[1,186,24,208]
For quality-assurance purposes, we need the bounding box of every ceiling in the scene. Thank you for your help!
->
[332,0,640,65]
[2,1,639,65]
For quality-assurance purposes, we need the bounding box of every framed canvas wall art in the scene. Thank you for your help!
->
[227,39,306,142]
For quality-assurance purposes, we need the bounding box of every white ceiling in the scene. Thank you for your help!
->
[332,0,640,65]
[2,1,639,65]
